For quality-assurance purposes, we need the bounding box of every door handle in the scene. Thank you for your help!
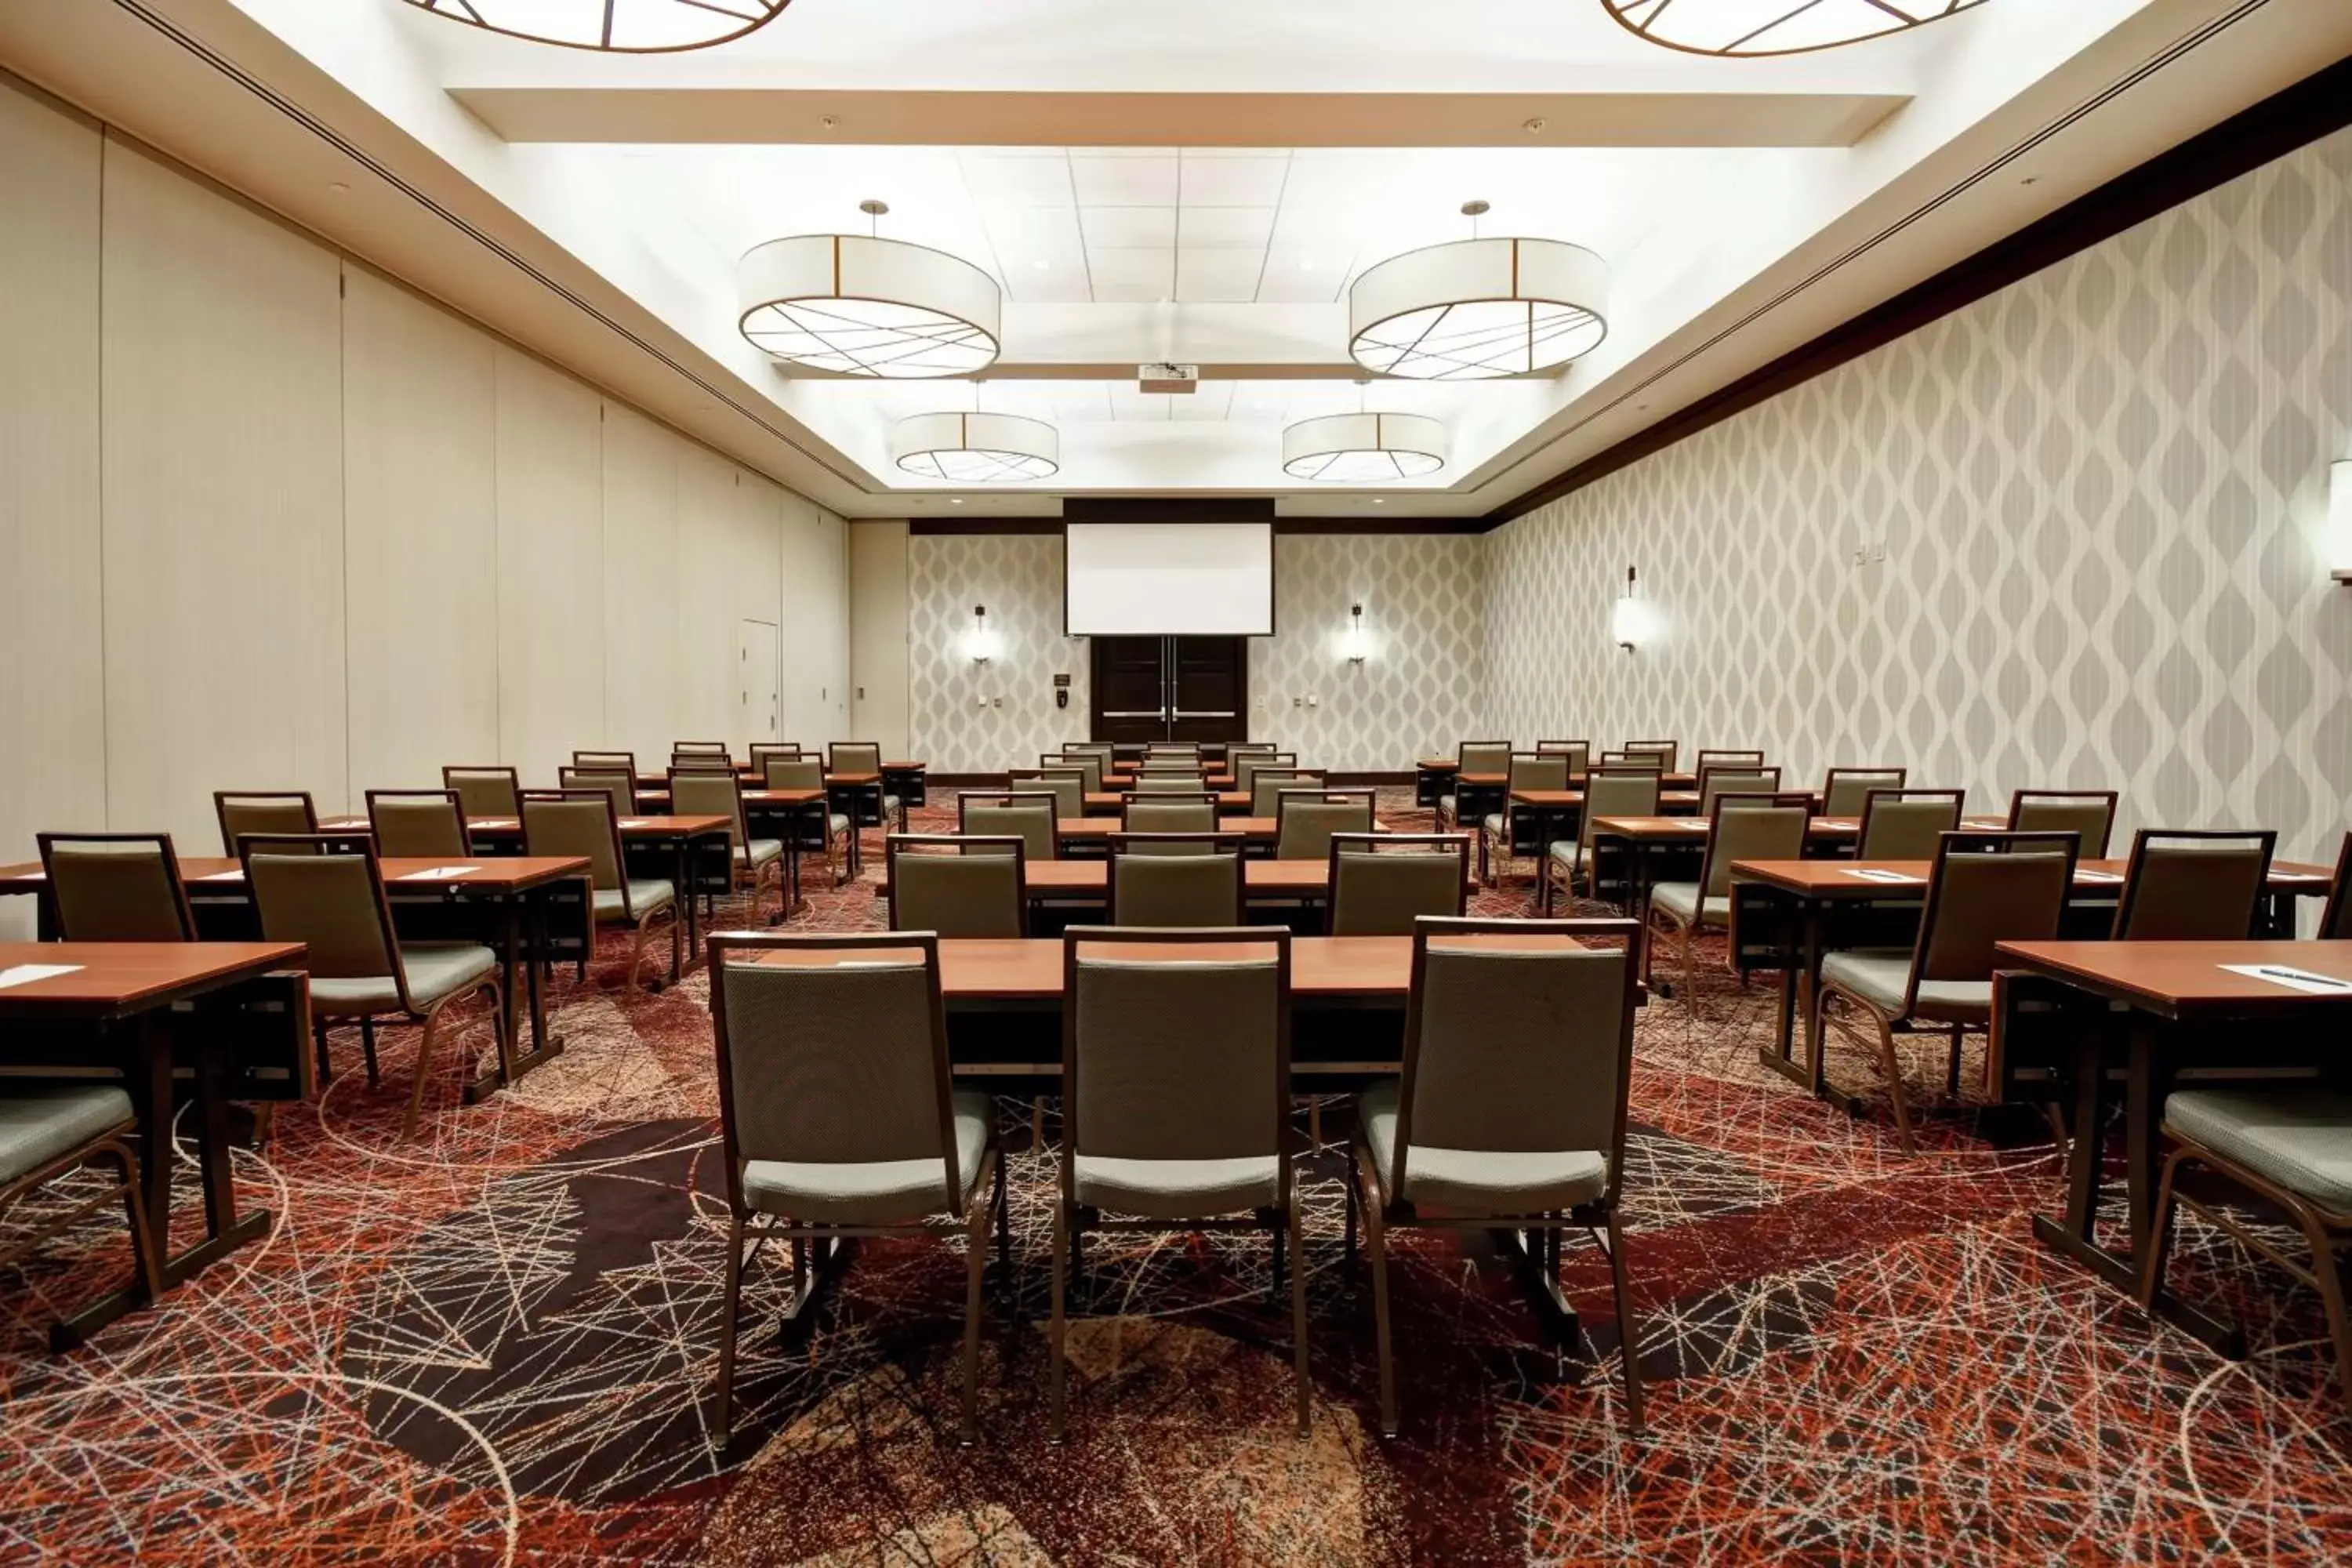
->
[1103,710,1164,719]
[1174,710,1236,719]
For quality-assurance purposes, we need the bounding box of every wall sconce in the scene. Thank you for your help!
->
[2332,459,2351,583]
[964,604,1002,665]
[1611,565,1648,652]
[1342,604,1371,665]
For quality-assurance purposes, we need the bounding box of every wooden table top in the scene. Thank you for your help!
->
[0,941,307,1017]
[1996,939,2352,1019]
[1084,791,1253,812]
[0,855,593,896]
[1587,813,2010,843]
[1730,856,2335,899]
[1053,817,1391,843]
[878,858,1472,899]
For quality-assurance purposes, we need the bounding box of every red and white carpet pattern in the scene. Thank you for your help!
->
[3,791,2348,1563]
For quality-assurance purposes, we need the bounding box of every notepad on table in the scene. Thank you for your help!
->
[1842,868,1922,884]
[2220,964,2352,996]
[0,963,82,990]
[619,818,649,829]
[401,866,479,882]
[2074,869,2125,884]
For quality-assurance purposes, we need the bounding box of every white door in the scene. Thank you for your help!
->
[737,619,779,748]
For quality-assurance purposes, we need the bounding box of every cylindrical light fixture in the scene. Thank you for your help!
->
[1612,565,1646,652]
[1602,0,1990,57]
[891,412,1060,483]
[1349,237,1607,379]
[1281,412,1447,482]
[738,233,1000,378]
[402,0,790,51]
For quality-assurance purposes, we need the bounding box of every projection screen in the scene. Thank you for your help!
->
[1063,522,1276,637]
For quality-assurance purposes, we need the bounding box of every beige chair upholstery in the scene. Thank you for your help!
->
[1821,768,1907,818]
[1120,797,1218,848]
[958,793,1059,862]
[747,743,801,777]
[1234,753,1300,800]
[765,755,853,885]
[1479,753,1572,879]
[1275,790,1375,862]
[366,790,471,858]
[1546,768,1661,910]
[37,833,198,942]
[0,1084,162,1341]
[1439,741,1514,830]
[1135,774,1212,796]
[2007,789,2118,857]
[1109,844,1244,925]
[1040,753,1105,793]
[887,836,1026,938]
[673,740,730,757]
[1599,750,1664,771]
[558,767,638,824]
[1693,749,1765,775]
[1327,834,1468,936]
[241,836,504,1141]
[1536,740,1591,776]
[443,766,521,818]
[1352,916,1646,1439]
[1621,740,1679,771]
[1697,766,1781,814]
[573,750,637,773]
[672,771,784,921]
[1856,790,1964,860]
[2111,829,2274,940]
[1817,832,2078,1151]
[1009,771,1085,822]
[706,932,1004,1442]
[521,791,680,989]
[1648,793,1810,1004]
[215,792,317,856]
[1054,927,1305,1438]
[829,742,902,828]
[1250,771,1323,815]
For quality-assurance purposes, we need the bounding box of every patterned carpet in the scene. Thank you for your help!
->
[4,790,2350,1564]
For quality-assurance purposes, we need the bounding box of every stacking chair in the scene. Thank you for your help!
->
[1599,750,1664,771]
[1250,769,1325,817]
[1052,927,1305,1439]
[1544,767,1661,913]
[2008,789,2118,857]
[2325,832,2352,941]
[1234,752,1300,800]
[1815,831,2078,1151]
[670,771,785,923]
[1275,789,1375,862]
[521,790,681,989]
[887,835,1027,938]
[1439,741,1513,833]
[1,1084,162,1345]
[1120,795,1219,848]
[1144,742,1202,761]
[1138,761,1205,784]
[558,766,639,824]
[958,792,1059,862]
[1621,740,1679,771]
[1694,749,1765,776]
[1647,794,1812,1003]
[764,755,852,885]
[215,791,318,855]
[670,754,739,779]
[241,835,505,1140]
[1327,834,1470,936]
[1040,752,1106,794]
[572,750,637,776]
[1537,740,1592,777]
[746,742,801,778]
[1109,837,1245,924]
[705,932,1006,1443]
[1135,773,1213,796]
[1062,742,1116,772]
[444,765,522,818]
[2111,829,2276,940]
[1856,789,1965,859]
[365,789,472,858]
[828,742,902,833]
[2139,1087,2352,1414]
[1350,916,1646,1438]
[1226,742,1278,772]
[673,741,730,760]
[1008,770,1086,822]
[1479,752,1573,882]
[1821,767,1907,817]
[1697,764,1781,814]
[36,833,198,941]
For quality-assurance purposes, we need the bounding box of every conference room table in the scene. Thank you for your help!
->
[1051,816,1387,852]
[1569,811,2017,919]
[1083,790,1254,816]
[0,940,308,1345]
[1995,938,2352,1354]
[874,857,1474,907]
[1729,857,2338,1099]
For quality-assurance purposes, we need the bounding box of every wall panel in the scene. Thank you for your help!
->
[599,401,681,764]
[494,346,604,780]
[849,521,913,760]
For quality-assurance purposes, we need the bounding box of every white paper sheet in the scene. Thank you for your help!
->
[2074,869,2125,884]
[2220,963,2352,996]
[0,963,82,990]
[475,818,517,829]
[199,870,244,882]
[400,866,479,881]
[1842,868,1922,884]
[619,818,648,829]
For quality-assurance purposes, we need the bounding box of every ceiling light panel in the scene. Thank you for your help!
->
[1178,153,1290,207]
[403,0,789,50]
[1175,249,1265,303]
[1071,157,1179,205]
[1080,207,1178,248]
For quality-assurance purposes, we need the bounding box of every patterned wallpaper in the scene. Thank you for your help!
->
[905,529,1485,774]
[1483,124,2352,866]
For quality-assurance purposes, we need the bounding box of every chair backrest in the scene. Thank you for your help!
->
[1040,752,1105,793]
[1504,752,1572,793]
[1109,844,1245,924]
[670,771,750,851]
[764,754,826,791]
[366,789,472,858]
[1062,742,1115,764]
[1235,753,1299,797]
[2328,831,2352,942]
[443,765,521,817]
[239,835,405,999]
[519,790,626,892]
[1578,768,1663,851]
[1822,767,1907,818]
[1694,749,1765,775]
[1121,797,1218,846]
[1392,917,1639,1201]
[2111,829,2276,941]
[1536,740,1591,776]
[1009,771,1085,820]
[707,932,964,1218]
[36,833,197,942]
[1598,750,1664,772]
[1275,789,1376,862]
[957,793,1058,861]
[1695,793,1813,900]
[1225,742,1278,768]
[1698,765,1781,814]
[1327,833,1468,936]
[887,835,1027,938]
[1250,768,1324,815]
[2008,789,2118,858]
[1063,927,1288,1182]
[670,755,738,779]
[673,740,730,758]
[572,750,637,779]
[1857,789,1964,860]
[1455,740,1513,775]
[1138,762,1205,783]
[1909,833,2079,994]
[829,742,884,775]
[1622,740,1679,771]
[215,791,318,855]
[557,767,637,823]
[1135,773,1214,796]
[747,742,801,774]
[1144,742,1201,760]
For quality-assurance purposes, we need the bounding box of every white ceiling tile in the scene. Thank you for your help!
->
[1175,248,1264,303]
[1254,247,1345,304]
[1169,382,1237,421]
[1087,246,1175,303]
[1050,383,1118,422]
[1176,205,1273,249]
[1109,389,1177,421]
[1080,206,1177,249]
[1071,156,1178,206]
[959,154,1073,205]
[1179,154,1288,206]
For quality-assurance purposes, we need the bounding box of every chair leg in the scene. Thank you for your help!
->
[713,1211,745,1444]
[113,1144,164,1302]
[1603,1209,1646,1437]
[2289,1206,2352,1417]
[401,1008,443,1143]
[1946,1025,1964,1097]
[1343,1156,1359,1269]
[1871,1013,1917,1153]
[1289,1196,1311,1438]
[1679,920,1698,1009]
[1358,1150,1398,1438]
[961,1152,993,1446]
[2136,1144,2189,1314]
[359,1018,380,1089]
[626,927,650,992]
[668,911,684,985]
[314,1021,333,1087]
[1050,1197,1069,1443]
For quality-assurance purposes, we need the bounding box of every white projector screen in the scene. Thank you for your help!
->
[1063,522,1276,637]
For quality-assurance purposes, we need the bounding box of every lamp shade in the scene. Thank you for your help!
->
[891,412,1060,483]
[1601,0,1988,57]
[402,0,789,51]
[1348,238,1608,379]
[2332,458,2352,583]
[738,235,1001,378]
[1281,412,1447,482]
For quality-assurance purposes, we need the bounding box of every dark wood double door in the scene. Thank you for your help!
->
[1088,636,1248,746]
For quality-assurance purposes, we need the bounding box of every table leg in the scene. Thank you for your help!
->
[1759,893,1814,1091]
[467,886,562,1101]
[2123,1014,2165,1254]
[677,837,701,973]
